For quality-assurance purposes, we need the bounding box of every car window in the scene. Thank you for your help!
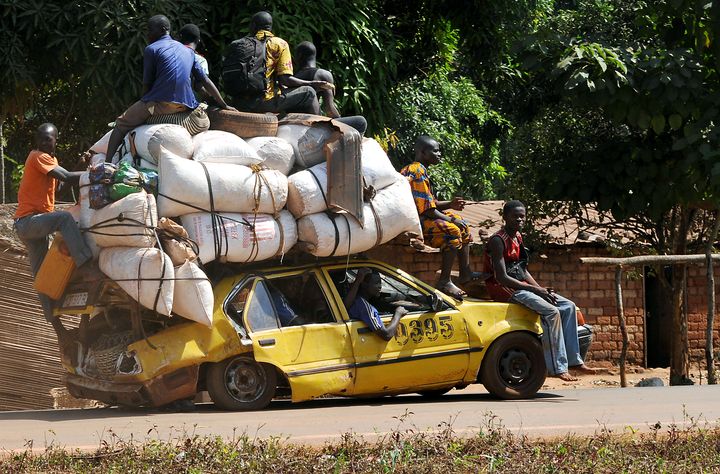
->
[245,280,279,332]
[330,267,444,315]
[224,281,252,325]
[266,273,335,326]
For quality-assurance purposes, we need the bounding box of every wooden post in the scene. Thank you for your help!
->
[706,215,720,385]
[615,266,627,387]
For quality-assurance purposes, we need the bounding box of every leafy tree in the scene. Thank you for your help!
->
[504,0,720,384]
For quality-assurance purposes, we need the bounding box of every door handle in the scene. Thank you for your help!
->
[258,338,276,347]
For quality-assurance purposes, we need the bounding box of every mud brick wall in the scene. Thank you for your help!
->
[369,242,720,367]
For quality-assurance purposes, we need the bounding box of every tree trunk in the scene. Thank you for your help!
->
[1,116,5,204]
[669,206,692,385]
[706,212,720,385]
[615,266,628,387]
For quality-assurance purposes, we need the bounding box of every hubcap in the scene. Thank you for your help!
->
[499,348,532,385]
[224,359,265,403]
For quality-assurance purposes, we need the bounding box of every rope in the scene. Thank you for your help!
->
[369,200,383,247]
[307,168,329,208]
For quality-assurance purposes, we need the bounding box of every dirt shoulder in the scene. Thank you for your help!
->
[543,365,672,390]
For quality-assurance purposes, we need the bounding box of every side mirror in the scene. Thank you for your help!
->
[427,292,445,313]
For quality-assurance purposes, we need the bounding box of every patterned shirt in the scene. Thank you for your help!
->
[399,162,436,215]
[255,30,293,101]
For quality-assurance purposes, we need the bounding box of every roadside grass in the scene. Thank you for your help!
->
[3,418,720,473]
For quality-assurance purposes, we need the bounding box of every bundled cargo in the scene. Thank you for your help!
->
[296,178,421,257]
[129,124,194,165]
[88,191,158,248]
[172,260,214,327]
[192,130,263,166]
[157,154,288,217]
[247,136,295,175]
[286,138,401,218]
[98,247,175,316]
[78,172,102,259]
[181,210,297,264]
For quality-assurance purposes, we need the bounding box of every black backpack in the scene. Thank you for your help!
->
[222,35,268,98]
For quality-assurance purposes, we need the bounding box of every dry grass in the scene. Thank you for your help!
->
[3,416,720,473]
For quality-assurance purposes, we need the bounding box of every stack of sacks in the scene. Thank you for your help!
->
[276,121,335,169]
[158,152,287,217]
[247,136,295,175]
[192,130,263,166]
[296,178,421,257]
[90,124,194,169]
[87,190,175,316]
[182,211,297,264]
[287,137,399,218]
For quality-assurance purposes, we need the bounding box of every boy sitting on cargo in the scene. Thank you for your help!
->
[400,136,483,300]
[344,268,408,341]
[14,123,93,325]
[104,15,235,162]
[293,41,341,119]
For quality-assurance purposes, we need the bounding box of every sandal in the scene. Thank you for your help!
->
[440,282,466,300]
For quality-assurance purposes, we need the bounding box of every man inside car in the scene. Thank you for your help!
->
[343,268,408,341]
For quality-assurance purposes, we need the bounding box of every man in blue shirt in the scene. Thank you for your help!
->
[104,15,235,162]
[344,268,408,341]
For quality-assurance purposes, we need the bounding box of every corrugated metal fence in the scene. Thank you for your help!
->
[0,242,65,411]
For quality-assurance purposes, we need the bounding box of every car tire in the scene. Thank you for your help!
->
[207,355,277,411]
[207,107,278,138]
[480,332,546,400]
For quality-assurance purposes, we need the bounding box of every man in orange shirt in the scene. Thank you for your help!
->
[14,123,92,322]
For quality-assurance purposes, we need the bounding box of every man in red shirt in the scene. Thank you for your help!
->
[483,200,594,381]
[14,123,92,323]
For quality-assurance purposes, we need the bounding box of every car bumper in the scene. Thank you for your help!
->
[65,365,199,407]
[578,324,593,361]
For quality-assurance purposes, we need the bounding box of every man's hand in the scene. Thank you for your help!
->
[394,306,409,318]
[533,286,558,305]
[312,81,335,91]
[449,197,467,211]
[223,105,238,112]
[80,150,95,166]
[356,267,371,281]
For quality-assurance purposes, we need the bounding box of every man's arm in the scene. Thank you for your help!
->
[48,166,84,186]
[375,306,408,341]
[199,76,237,111]
[277,74,332,90]
[488,236,556,303]
[343,268,370,309]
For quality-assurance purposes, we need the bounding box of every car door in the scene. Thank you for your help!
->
[326,265,472,395]
[241,271,356,402]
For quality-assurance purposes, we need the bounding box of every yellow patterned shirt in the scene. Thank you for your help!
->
[255,30,293,101]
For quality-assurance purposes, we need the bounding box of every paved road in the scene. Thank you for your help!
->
[1,385,718,451]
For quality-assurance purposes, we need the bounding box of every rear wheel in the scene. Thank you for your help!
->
[207,356,277,410]
[480,332,546,399]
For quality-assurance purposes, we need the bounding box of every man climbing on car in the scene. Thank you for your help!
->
[344,268,408,341]
[483,200,596,381]
[400,135,483,300]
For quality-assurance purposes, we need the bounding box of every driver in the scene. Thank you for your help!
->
[268,285,301,326]
[344,268,408,341]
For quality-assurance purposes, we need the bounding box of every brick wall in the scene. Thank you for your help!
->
[368,242,720,367]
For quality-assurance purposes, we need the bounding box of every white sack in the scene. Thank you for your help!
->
[192,130,262,166]
[90,131,112,154]
[286,138,401,218]
[276,123,334,169]
[88,153,107,168]
[89,191,158,248]
[247,136,295,175]
[182,210,297,264]
[99,247,174,316]
[131,124,193,165]
[158,154,288,217]
[297,179,421,257]
[79,172,101,259]
[173,260,214,327]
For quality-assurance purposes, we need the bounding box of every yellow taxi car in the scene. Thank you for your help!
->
[55,258,547,410]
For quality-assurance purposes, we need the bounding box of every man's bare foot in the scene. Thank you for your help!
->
[569,364,598,375]
[553,372,579,382]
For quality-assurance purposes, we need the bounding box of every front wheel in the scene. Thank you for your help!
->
[206,356,277,411]
[480,332,546,399]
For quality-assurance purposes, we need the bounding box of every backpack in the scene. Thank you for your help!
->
[222,35,268,99]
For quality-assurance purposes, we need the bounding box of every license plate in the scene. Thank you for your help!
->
[63,292,89,308]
